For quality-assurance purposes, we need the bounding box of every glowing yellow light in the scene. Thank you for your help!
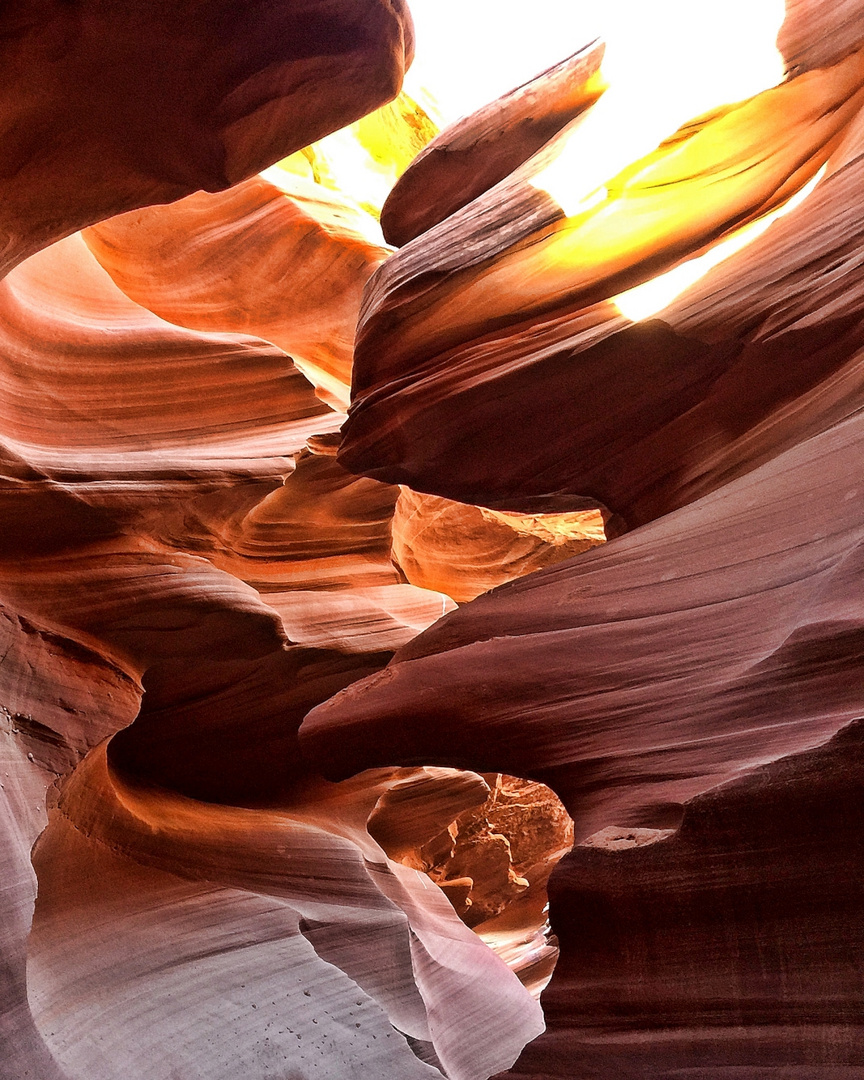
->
[529,0,788,216]
[613,164,827,322]
[263,94,438,225]
[479,506,607,546]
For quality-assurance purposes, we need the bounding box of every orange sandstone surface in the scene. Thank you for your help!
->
[4,2,864,1079]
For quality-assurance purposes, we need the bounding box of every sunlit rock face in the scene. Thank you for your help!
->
[6,0,864,1078]
[367,769,574,1000]
[26,747,544,1080]
[0,231,331,472]
[339,25,864,527]
[380,40,606,246]
[84,174,391,409]
[391,488,605,602]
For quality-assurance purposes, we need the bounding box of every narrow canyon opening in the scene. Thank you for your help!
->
[376,770,576,999]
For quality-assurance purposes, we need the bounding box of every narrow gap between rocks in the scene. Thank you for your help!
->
[394,772,575,999]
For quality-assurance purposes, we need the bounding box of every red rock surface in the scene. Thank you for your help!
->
[380,40,606,246]
[0,232,331,473]
[304,407,864,832]
[308,405,864,1074]
[339,45,864,526]
[84,174,390,408]
[30,749,542,1080]
[493,721,864,1077]
[6,1,864,1078]
[392,488,606,601]
[0,0,413,280]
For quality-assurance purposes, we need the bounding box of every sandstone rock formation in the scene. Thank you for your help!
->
[0,0,414,279]
[339,42,864,526]
[29,749,543,1080]
[84,174,390,409]
[0,231,332,473]
[380,40,606,246]
[496,721,864,1077]
[391,488,605,602]
[5,1,864,1078]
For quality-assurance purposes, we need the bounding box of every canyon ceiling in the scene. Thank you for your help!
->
[3,1,864,1078]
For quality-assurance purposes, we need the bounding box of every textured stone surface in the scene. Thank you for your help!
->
[6,1,864,1077]
[339,47,864,526]
[380,40,605,246]
[0,0,413,278]
[0,232,330,477]
[494,721,864,1077]
[30,750,541,1080]
[391,488,605,602]
[85,174,390,408]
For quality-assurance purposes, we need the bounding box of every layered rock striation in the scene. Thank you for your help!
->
[5,1,864,1079]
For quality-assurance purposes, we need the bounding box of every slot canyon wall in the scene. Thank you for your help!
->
[3,1,864,1078]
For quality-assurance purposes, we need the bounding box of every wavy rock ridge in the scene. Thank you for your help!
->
[4,1,864,1079]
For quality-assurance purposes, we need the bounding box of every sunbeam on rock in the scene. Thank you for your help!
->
[3,1,864,1078]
